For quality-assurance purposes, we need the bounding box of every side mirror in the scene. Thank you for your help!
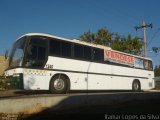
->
[5,49,9,60]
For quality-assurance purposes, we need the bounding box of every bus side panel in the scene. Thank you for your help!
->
[88,75,112,90]
[87,62,112,90]
[112,65,154,90]
[110,76,133,90]
[66,72,88,90]
[23,70,88,90]
[46,56,89,90]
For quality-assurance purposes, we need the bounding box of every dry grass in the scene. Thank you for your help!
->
[0,55,8,75]
[0,55,7,89]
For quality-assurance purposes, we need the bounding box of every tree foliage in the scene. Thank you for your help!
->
[79,27,142,55]
[152,47,160,53]
[79,31,95,43]
[154,65,160,77]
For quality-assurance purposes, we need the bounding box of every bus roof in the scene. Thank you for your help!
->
[17,33,111,50]
[17,33,152,61]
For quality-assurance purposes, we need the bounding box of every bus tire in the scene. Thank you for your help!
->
[50,75,68,94]
[132,80,141,91]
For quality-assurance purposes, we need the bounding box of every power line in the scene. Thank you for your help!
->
[147,28,160,47]
[146,28,152,40]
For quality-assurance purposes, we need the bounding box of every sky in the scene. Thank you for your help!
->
[0,0,160,66]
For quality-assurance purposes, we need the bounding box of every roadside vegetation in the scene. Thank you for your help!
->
[0,75,5,89]
[0,55,7,89]
[79,27,142,55]
[154,65,160,89]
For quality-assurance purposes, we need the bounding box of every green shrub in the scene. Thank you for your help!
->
[0,75,6,89]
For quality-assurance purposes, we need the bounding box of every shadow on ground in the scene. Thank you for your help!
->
[0,90,141,99]
[23,96,160,120]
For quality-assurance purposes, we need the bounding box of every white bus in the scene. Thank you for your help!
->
[5,33,154,93]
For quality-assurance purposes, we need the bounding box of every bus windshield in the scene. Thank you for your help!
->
[9,38,26,67]
[24,36,47,68]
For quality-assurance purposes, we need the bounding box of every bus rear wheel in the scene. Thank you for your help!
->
[50,75,68,94]
[132,80,141,91]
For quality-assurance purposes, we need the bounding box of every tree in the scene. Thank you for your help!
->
[154,65,160,77]
[79,27,142,55]
[95,28,112,46]
[111,33,123,51]
[110,34,142,55]
[79,31,95,43]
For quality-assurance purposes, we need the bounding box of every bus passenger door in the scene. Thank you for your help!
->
[24,36,48,89]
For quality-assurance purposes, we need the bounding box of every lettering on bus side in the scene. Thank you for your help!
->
[45,64,53,69]
[104,50,134,66]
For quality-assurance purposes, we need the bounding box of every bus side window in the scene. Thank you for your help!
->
[84,46,91,61]
[61,42,71,57]
[144,60,149,70]
[93,48,104,62]
[134,58,144,69]
[38,46,46,60]
[143,60,153,71]
[74,44,83,59]
[27,45,37,59]
[50,39,61,56]
[148,61,153,71]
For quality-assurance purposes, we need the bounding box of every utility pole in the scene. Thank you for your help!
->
[135,20,152,57]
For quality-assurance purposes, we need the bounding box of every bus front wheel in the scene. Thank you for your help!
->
[50,75,68,94]
[132,80,141,91]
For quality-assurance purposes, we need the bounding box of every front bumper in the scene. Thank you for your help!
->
[5,73,24,89]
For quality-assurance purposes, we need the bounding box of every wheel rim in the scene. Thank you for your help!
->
[54,78,65,91]
[133,82,139,90]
